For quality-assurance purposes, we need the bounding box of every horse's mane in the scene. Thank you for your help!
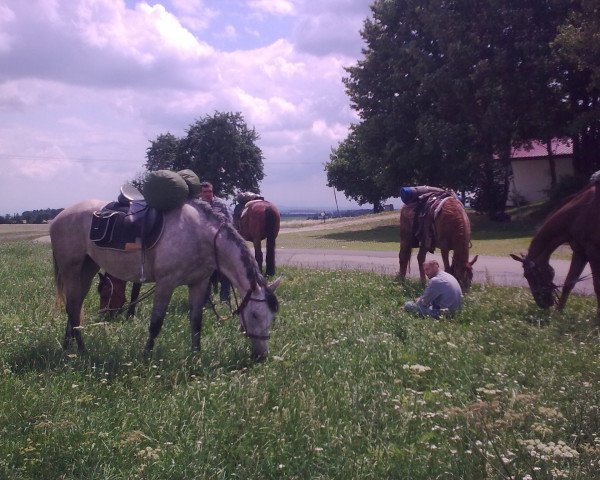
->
[543,182,595,219]
[189,200,264,288]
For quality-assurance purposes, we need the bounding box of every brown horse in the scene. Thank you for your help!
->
[235,200,280,277]
[50,199,280,360]
[510,181,600,324]
[97,272,141,318]
[399,195,478,290]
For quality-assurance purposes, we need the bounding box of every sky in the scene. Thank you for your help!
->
[0,0,400,215]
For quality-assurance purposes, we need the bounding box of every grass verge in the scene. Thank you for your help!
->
[0,241,598,479]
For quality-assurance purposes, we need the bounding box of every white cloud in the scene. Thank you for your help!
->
[76,1,214,63]
[217,24,237,40]
[0,3,15,53]
[170,0,217,31]
[248,0,296,16]
[0,0,378,213]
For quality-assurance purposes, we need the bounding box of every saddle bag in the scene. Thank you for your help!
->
[90,210,121,244]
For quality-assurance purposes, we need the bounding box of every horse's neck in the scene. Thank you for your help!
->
[529,208,573,263]
[442,200,470,264]
[215,227,257,293]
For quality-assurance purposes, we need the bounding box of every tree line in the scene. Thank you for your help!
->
[0,209,63,224]
[326,0,600,216]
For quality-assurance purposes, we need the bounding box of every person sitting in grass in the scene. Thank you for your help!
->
[404,260,463,318]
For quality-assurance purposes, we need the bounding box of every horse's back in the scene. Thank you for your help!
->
[240,200,280,241]
[558,183,600,243]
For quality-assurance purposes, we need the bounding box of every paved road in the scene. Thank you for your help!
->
[275,248,595,295]
[35,234,593,295]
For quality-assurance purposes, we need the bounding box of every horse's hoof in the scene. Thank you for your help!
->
[252,352,268,363]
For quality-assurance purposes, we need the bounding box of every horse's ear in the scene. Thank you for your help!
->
[509,254,524,263]
[268,276,282,292]
[469,255,479,266]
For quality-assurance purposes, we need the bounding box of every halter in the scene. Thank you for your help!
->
[523,257,558,305]
[212,223,271,341]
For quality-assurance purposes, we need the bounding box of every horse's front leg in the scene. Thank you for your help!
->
[127,282,142,318]
[557,249,587,311]
[254,241,264,273]
[417,247,427,285]
[584,250,600,326]
[188,279,210,352]
[144,284,175,352]
[398,245,411,279]
[441,249,450,271]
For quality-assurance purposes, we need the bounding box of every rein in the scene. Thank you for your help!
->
[553,272,595,290]
[117,284,156,313]
[99,276,156,315]
[211,223,270,341]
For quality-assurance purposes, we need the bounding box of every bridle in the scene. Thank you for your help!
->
[213,223,271,341]
[523,258,558,304]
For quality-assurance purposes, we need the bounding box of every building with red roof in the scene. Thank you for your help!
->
[507,138,574,205]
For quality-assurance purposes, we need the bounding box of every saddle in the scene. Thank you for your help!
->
[409,187,456,253]
[90,184,164,251]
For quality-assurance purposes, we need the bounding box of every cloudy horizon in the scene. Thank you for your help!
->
[0,0,401,216]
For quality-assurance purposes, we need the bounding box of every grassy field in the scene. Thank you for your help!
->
[276,205,575,259]
[0,240,598,479]
[0,203,561,258]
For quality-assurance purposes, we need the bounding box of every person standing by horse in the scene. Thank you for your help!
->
[404,260,463,318]
[198,181,233,303]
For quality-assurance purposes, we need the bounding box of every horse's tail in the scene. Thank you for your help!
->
[265,206,279,276]
[52,252,65,307]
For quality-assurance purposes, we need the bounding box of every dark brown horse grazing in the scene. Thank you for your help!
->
[510,181,600,324]
[399,195,478,290]
[235,200,280,277]
[97,272,141,318]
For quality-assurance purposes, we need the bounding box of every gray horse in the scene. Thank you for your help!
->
[50,199,280,361]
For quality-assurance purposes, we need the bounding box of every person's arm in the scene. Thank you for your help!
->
[418,279,440,307]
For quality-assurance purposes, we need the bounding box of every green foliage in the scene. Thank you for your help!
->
[0,209,62,225]
[545,174,589,204]
[144,112,264,198]
[326,126,387,212]
[1,242,599,478]
[337,0,600,214]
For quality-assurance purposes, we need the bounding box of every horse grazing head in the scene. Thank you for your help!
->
[450,255,479,291]
[97,272,127,315]
[237,276,281,362]
[510,253,556,309]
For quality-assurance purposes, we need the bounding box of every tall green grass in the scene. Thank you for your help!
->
[0,241,598,479]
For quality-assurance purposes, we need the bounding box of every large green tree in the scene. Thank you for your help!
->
[334,0,596,217]
[553,0,600,176]
[326,124,387,212]
[144,112,264,198]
